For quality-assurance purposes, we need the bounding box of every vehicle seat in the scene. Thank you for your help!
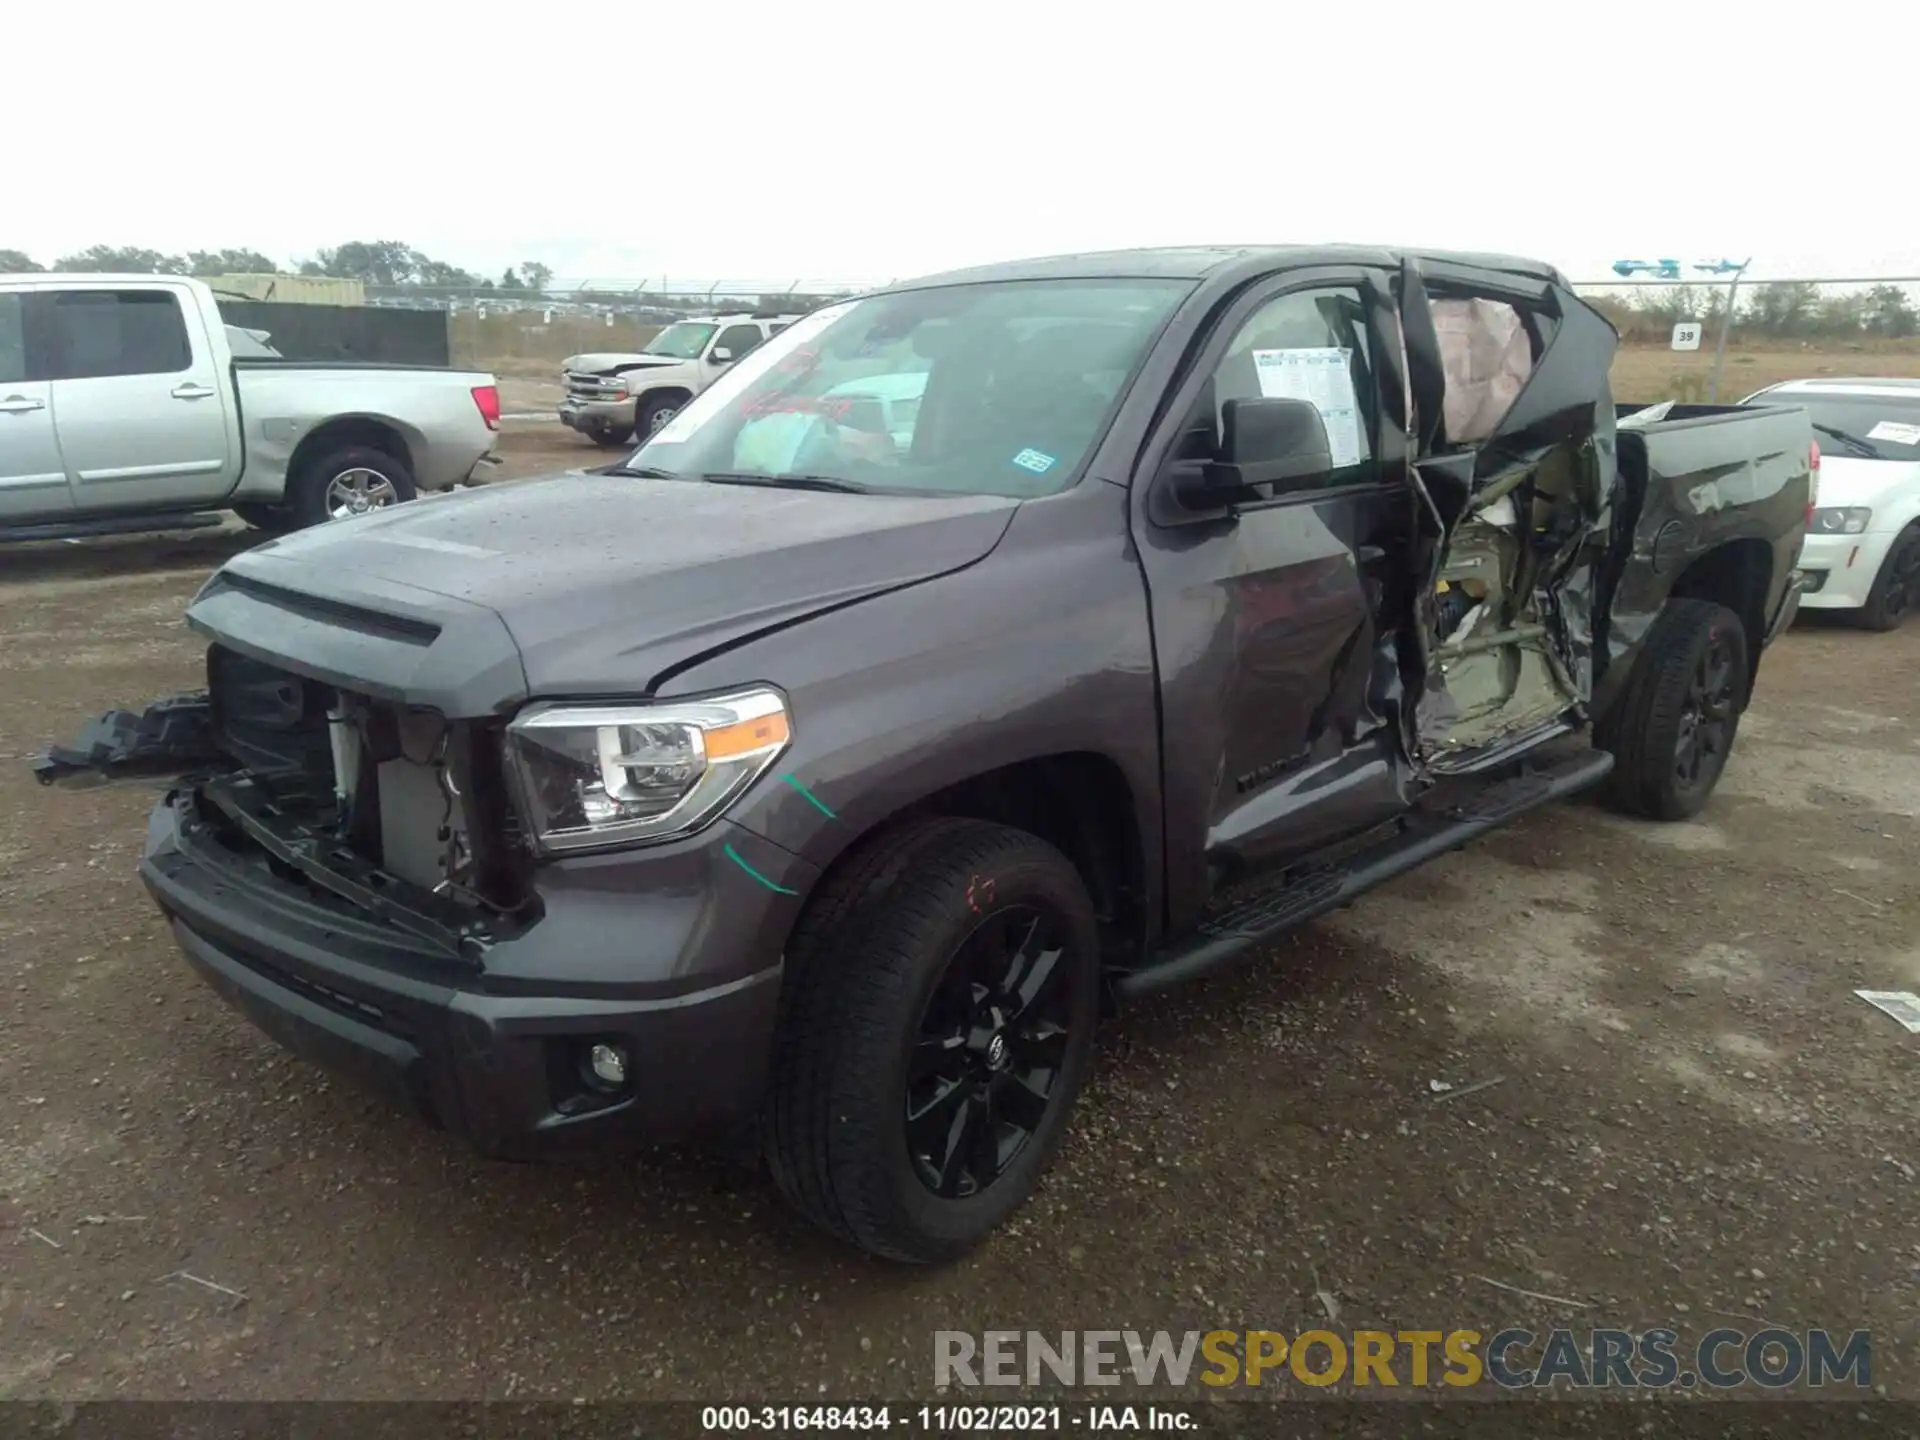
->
[977,324,1131,453]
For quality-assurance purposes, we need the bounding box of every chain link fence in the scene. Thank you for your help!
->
[362,279,878,373]
[1570,277,1919,403]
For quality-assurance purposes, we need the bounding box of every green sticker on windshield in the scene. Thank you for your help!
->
[1011,449,1057,475]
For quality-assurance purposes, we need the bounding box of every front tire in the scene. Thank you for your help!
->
[764,817,1100,1264]
[587,425,634,449]
[636,394,683,438]
[1856,526,1920,632]
[1597,598,1749,821]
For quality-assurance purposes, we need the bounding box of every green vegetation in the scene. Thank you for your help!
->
[1593,281,1917,343]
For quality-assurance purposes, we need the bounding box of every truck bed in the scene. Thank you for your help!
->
[232,358,492,377]
[1614,400,1814,488]
[1591,397,1813,717]
[1618,400,1808,427]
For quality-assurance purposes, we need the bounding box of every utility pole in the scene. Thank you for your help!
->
[1700,259,1751,403]
[1612,257,1752,402]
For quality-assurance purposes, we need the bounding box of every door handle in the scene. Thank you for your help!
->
[0,395,46,414]
[171,383,217,401]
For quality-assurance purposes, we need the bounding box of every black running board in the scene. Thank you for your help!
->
[1115,748,1614,999]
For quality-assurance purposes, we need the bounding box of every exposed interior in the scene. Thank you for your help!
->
[1414,290,1588,766]
[202,645,531,923]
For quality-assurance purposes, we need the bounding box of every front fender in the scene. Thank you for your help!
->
[236,409,434,503]
[655,488,1164,933]
[627,368,700,410]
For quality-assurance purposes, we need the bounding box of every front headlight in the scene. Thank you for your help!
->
[1811,506,1872,535]
[506,688,791,854]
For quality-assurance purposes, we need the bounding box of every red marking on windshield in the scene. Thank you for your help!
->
[740,394,856,422]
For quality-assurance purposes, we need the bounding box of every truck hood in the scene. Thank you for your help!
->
[564,352,689,375]
[1813,453,1920,511]
[191,475,1018,714]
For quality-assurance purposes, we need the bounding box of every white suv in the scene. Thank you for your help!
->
[1742,378,1920,630]
[558,313,800,447]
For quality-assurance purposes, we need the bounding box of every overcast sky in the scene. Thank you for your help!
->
[5,0,1908,289]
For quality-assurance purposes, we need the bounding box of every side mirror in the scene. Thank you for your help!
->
[1171,397,1332,507]
[709,347,735,364]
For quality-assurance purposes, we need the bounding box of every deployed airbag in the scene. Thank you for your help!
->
[1430,298,1532,444]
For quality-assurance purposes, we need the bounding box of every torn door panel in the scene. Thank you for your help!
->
[1403,271,1621,768]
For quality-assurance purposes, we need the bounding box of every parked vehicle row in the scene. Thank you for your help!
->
[38,243,1812,1265]
[0,274,502,541]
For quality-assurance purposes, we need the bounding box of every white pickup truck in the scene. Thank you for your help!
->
[557,311,801,447]
[0,274,501,539]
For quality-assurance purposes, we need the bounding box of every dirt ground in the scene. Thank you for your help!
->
[4,446,1920,1403]
[1608,345,1920,404]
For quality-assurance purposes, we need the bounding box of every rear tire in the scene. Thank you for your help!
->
[764,817,1099,1264]
[287,445,417,528]
[1597,598,1748,821]
[1855,526,1920,632]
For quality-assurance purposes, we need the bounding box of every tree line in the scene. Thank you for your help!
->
[26,241,1898,342]
[0,240,553,295]
[1592,281,1917,343]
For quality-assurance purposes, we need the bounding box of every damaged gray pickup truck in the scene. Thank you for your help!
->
[37,246,1811,1263]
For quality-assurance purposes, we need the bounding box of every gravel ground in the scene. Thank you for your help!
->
[2,477,1917,1402]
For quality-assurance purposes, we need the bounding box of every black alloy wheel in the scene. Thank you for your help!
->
[1673,628,1737,790]
[1596,597,1748,821]
[905,903,1075,1200]
[1871,536,1920,627]
[763,815,1099,1262]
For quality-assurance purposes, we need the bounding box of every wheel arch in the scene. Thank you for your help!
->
[632,383,694,415]
[287,414,418,489]
[1867,516,1920,584]
[1665,537,1773,692]
[775,749,1150,983]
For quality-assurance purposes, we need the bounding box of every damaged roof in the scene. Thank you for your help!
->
[890,245,1572,291]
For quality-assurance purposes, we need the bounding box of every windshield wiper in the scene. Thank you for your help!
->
[1810,422,1879,459]
[700,471,874,494]
[603,464,680,479]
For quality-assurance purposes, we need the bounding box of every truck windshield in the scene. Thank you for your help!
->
[643,322,717,360]
[629,279,1191,498]
[1747,391,1920,461]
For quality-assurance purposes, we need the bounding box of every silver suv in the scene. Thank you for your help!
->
[558,312,800,448]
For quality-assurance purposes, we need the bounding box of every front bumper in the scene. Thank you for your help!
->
[557,398,635,434]
[140,785,817,1158]
[1795,529,1897,610]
